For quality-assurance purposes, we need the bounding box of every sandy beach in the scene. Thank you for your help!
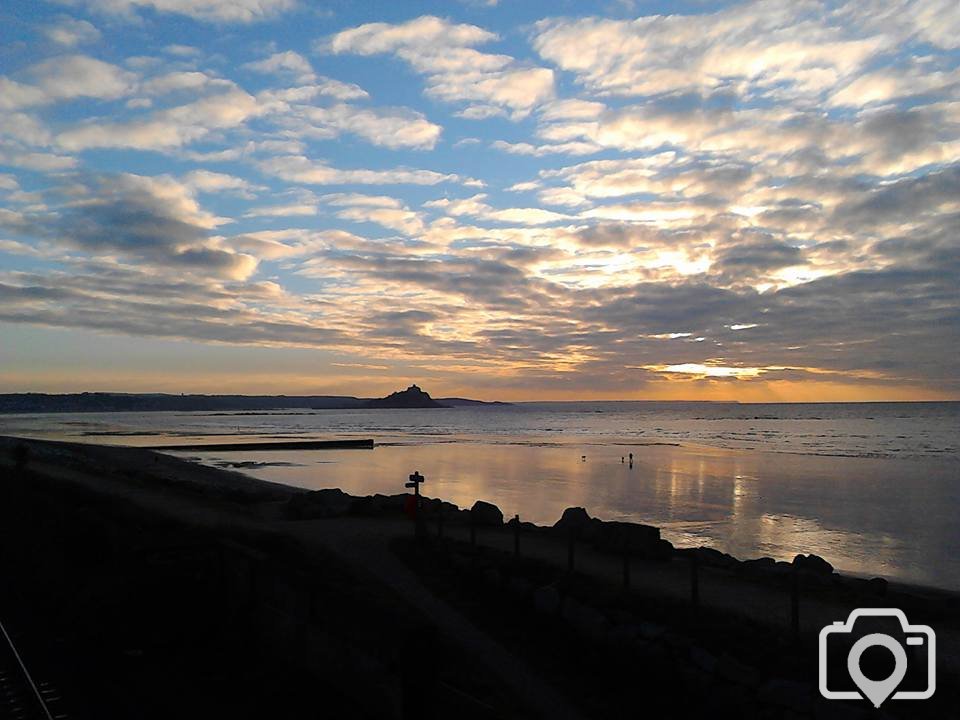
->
[1,435,957,718]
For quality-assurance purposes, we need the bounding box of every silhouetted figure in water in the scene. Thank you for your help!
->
[628,452,634,469]
[621,456,624,463]
[581,455,586,461]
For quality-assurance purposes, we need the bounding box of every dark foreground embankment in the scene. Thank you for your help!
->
[1,436,957,719]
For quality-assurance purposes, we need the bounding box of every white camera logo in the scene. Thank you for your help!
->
[819,608,935,708]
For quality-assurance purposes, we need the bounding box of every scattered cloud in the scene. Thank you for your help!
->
[324,15,555,118]
[257,155,468,186]
[43,17,102,47]
[70,0,297,23]
[56,87,259,150]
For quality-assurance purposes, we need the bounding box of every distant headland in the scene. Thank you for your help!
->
[363,384,445,409]
[0,387,510,414]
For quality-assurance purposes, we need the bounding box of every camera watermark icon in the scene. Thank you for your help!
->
[819,608,935,708]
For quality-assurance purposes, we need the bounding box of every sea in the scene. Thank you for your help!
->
[2,401,958,590]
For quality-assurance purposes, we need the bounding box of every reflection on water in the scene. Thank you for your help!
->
[178,439,960,590]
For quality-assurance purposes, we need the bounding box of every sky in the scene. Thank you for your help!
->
[0,0,958,401]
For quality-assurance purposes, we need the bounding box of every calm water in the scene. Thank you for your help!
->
[2,402,958,589]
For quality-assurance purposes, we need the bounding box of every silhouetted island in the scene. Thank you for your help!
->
[0,389,510,413]
[363,384,447,409]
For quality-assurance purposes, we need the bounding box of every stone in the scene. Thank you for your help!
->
[368,493,408,514]
[284,488,352,519]
[553,506,591,534]
[693,546,739,569]
[591,521,661,555]
[793,553,834,575]
[650,538,675,562]
[741,556,777,577]
[865,577,888,596]
[470,500,504,526]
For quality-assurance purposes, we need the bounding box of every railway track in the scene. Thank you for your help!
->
[0,619,67,720]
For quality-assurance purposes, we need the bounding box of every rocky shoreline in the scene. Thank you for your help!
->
[282,486,931,602]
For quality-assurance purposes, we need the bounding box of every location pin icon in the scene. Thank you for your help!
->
[847,634,908,708]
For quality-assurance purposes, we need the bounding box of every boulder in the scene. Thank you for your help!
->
[470,500,504,526]
[793,553,834,576]
[284,488,352,519]
[419,497,460,517]
[740,556,777,577]
[354,493,408,515]
[865,577,888,597]
[591,520,661,555]
[690,546,739,569]
[553,507,591,534]
[506,516,537,531]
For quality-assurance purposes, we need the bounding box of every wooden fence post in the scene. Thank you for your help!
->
[690,553,700,608]
[622,539,631,591]
[791,564,800,638]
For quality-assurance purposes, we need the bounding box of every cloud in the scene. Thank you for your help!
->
[532,2,888,100]
[296,103,442,150]
[713,238,805,272]
[71,0,297,23]
[243,50,316,83]
[257,155,467,186]
[29,54,136,100]
[1,55,134,111]
[140,70,223,96]
[56,87,259,150]
[43,17,102,47]
[322,193,427,236]
[326,15,496,54]
[0,78,48,111]
[182,170,262,196]
[425,194,572,225]
[492,140,601,157]
[4,174,258,280]
[0,146,77,171]
[324,15,555,118]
